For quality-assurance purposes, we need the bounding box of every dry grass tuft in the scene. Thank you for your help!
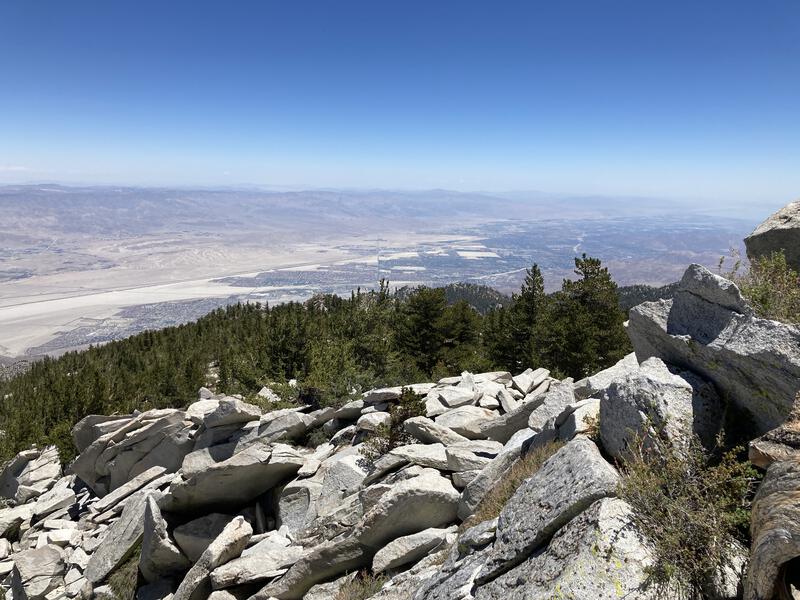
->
[333,571,387,600]
[462,440,564,530]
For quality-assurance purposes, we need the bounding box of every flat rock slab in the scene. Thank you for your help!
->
[372,526,456,573]
[477,436,619,582]
[84,490,149,584]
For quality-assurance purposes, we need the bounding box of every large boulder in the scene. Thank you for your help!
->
[403,417,469,446]
[599,357,722,460]
[355,470,460,549]
[745,458,800,600]
[749,394,800,469]
[163,442,303,512]
[253,536,369,600]
[140,495,190,582]
[627,263,800,434]
[174,513,235,563]
[435,406,497,440]
[71,409,193,496]
[472,499,656,600]
[745,200,800,272]
[477,436,619,583]
[84,490,150,584]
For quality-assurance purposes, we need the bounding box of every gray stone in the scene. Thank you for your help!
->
[472,499,656,600]
[477,436,619,582]
[10,544,65,600]
[445,447,491,472]
[457,429,536,520]
[527,379,575,432]
[478,381,550,443]
[627,263,800,434]
[749,396,800,469]
[140,495,190,583]
[389,444,449,471]
[745,199,800,272]
[355,470,459,549]
[174,513,235,563]
[32,478,76,520]
[403,417,469,446]
[435,387,478,409]
[573,352,639,400]
[435,406,497,439]
[424,394,448,418]
[164,442,303,512]
[253,536,368,600]
[511,368,549,395]
[173,517,252,600]
[0,447,61,504]
[209,545,306,589]
[356,412,391,433]
[84,490,149,584]
[459,518,498,551]
[599,357,722,460]
[372,526,456,573]
[557,398,600,441]
[316,450,370,516]
[71,415,131,454]
[745,458,800,600]
[92,466,167,515]
[204,398,262,428]
[0,503,35,539]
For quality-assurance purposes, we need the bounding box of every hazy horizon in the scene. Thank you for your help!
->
[1,1,799,204]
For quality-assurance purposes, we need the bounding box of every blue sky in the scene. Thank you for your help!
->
[0,1,798,203]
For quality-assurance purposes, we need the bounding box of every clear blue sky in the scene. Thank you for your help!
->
[0,1,798,203]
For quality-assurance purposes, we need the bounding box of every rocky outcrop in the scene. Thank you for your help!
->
[628,263,800,434]
[0,334,768,600]
[745,200,800,271]
[746,458,800,600]
[599,356,722,459]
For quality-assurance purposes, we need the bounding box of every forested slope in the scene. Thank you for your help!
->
[0,255,631,461]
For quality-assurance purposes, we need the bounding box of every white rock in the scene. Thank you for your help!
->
[389,444,449,470]
[204,398,262,428]
[372,526,456,573]
[356,412,391,433]
[435,406,497,439]
[173,517,252,600]
[174,513,235,563]
[403,416,469,446]
[511,367,549,394]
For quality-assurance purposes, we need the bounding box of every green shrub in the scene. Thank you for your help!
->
[618,434,758,597]
[359,387,425,467]
[462,440,564,530]
[721,249,800,325]
[333,571,387,600]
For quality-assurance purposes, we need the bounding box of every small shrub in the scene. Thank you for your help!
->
[333,571,387,600]
[462,440,564,529]
[107,544,141,600]
[300,426,331,449]
[720,249,800,325]
[618,434,759,598]
[360,387,425,468]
